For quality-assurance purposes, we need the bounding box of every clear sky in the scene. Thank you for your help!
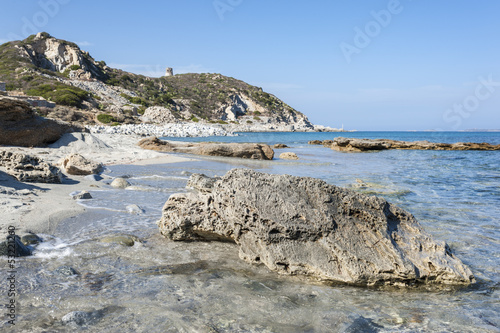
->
[1,0,499,130]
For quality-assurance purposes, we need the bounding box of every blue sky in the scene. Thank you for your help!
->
[1,0,499,130]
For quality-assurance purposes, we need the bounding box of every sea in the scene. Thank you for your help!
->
[2,131,499,332]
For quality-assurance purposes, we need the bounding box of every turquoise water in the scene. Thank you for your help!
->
[3,132,499,332]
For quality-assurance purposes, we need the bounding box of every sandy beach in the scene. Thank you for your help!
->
[0,133,195,240]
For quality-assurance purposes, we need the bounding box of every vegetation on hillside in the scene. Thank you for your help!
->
[0,33,304,124]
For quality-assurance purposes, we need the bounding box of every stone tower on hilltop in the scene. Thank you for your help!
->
[165,67,173,77]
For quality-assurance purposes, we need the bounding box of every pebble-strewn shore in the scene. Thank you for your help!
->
[86,123,235,137]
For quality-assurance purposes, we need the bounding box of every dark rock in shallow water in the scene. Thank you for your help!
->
[0,235,32,256]
[54,266,79,276]
[100,234,140,246]
[21,233,42,245]
[62,309,104,327]
[345,316,384,333]
[158,169,475,287]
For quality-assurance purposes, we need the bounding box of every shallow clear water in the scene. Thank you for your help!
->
[1,132,499,332]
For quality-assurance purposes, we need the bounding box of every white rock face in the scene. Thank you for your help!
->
[19,33,103,78]
[140,106,177,124]
[86,123,234,137]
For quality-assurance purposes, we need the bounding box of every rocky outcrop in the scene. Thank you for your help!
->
[0,151,62,183]
[62,153,102,175]
[138,137,274,160]
[158,169,475,286]
[273,144,288,149]
[19,32,106,80]
[140,106,177,124]
[279,152,299,160]
[0,97,82,147]
[330,137,500,152]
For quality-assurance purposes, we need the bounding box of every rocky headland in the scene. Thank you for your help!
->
[0,32,333,132]
[158,169,475,287]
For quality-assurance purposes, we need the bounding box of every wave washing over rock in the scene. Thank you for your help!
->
[159,169,475,287]
[86,123,234,137]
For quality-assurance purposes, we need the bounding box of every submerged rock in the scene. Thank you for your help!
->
[62,310,104,327]
[54,266,79,276]
[158,169,475,287]
[273,143,289,149]
[100,234,141,247]
[0,151,62,183]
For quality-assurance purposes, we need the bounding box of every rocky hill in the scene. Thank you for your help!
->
[0,32,314,131]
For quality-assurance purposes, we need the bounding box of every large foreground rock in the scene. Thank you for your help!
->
[159,169,474,286]
[0,97,84,147]
[330,137,500,152]
[0,151,62,183]
[138,137,274,160]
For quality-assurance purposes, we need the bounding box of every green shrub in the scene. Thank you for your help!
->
[191,116,199,122]
[246,120,253,124]
[253,116,261,121]
[69,65,81,71]
[97,113,115,124]
[26,83,88,107]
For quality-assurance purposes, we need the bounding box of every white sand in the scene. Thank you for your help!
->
[0,133,196,239]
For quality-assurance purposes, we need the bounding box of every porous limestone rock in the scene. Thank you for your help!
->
[279,152,299,160]
[273,143,288,149]
[158,169,475,286]
[0,97,81,147]
[0,151,62,183]
[62,153,102,176]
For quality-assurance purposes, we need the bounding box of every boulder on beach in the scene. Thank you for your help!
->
[0,151,62,183]
[62,153,103,176]
[138,136,274,160]
[273,143,289,149]
[158,169,475,286]
[0,96,84,147]
[111,177,131,189]
[72,190,92,200]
